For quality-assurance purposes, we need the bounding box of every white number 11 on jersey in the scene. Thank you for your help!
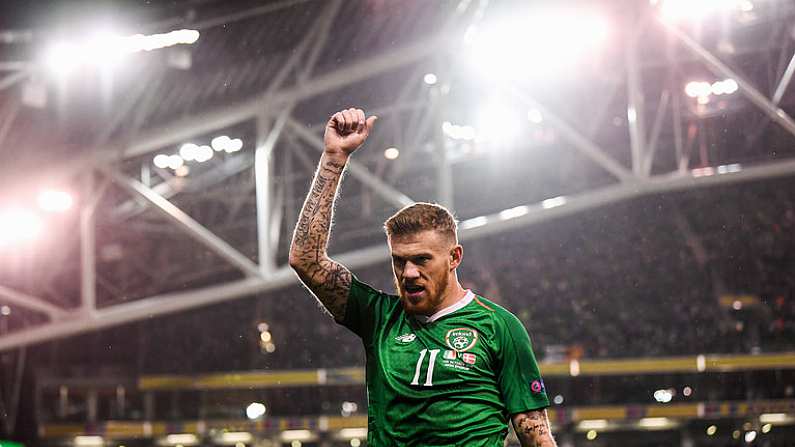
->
[411,349,440,386]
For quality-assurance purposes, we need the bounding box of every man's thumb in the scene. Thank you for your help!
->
[366,115,378,130]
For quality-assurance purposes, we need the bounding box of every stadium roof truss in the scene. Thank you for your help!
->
[2,0,795,350]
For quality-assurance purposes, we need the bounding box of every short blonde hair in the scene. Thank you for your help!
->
[384,202,458,243]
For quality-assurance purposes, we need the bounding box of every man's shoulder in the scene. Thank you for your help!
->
[469,294,517,319]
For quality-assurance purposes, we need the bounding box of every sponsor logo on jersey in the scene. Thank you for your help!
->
[443,350,457,360]
[395,333,416,343]
[445,327,479,352]
[462,353,477,365]
[531,379,545,394]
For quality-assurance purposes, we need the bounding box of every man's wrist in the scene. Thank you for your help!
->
[323,150,350,165]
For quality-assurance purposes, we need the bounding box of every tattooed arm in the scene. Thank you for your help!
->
[288,108,377,321]
[512,409,557,447]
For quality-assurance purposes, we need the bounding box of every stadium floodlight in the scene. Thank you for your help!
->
[423,73,438,85]
[211,136,231,152]
[384,147,400,160]
[706,425,718,436]
[226,138,244,153]
[541,196,567,209]
[218,432,254,443]
[194,145,214,163]
[685,81,712,98]
[339,428,368,440]
[653,388,674,403]
[179,143,199,161]
[37,190,73,212]
[74,436,105,447]
[153,154,171,169]
[465,8,608,80]
[43,28,200,76]
[174,166,190,177]
[744,431,757,443]
[167,155,185,170]
[461,216,488,230]
[281,430,313,442]
[658,0,753,22]
[476,100,521,145]
[578,419,608,431]
[759,413,789,424]
[498,205,529,220]
[0,208,43,247]
[164,434,199,445]
[442,122,476,141]
[762,424,772,433]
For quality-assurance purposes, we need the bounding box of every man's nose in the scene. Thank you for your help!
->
[403,262,420,279]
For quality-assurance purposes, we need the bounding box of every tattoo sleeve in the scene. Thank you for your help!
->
[512,409,558,447]
[289,153,352,321]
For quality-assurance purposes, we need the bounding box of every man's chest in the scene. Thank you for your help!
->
[376,317,498,390]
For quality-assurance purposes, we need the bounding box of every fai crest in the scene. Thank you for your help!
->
[445,327,479,352]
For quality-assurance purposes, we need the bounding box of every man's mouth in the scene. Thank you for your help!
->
[404,284,425,300]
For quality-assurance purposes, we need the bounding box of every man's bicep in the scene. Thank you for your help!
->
[294,257,352,321]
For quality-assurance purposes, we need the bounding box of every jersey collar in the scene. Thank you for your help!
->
[413,289,474,324]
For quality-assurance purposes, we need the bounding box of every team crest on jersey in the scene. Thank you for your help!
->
[445,327,478,352]
[395,333,416,343]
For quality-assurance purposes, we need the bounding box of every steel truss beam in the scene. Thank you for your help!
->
[4,159,795,351]
[0,286,66,319]
[659,18,795,139]
[285,117,415,208]
[101,167,263,278]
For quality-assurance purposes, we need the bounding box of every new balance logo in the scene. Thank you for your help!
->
[395,333,417,343]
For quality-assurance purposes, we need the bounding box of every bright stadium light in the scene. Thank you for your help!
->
[167,154,184,170]
[43,28,200,76]
[465,8,608,80]
[653,388,674,403]
[0,208,44,246]
[745,431,757,443]
[246,402,267,420]
[226,138,244,153]
[477,100,521,144]
[211,135,232,151]
[179,143,199,161]
[384,147,400,160]
[423,73,438,85]
[658,0,753,21]
[37,190,73,212]
[153,154,171,168]
[194,145,214,163]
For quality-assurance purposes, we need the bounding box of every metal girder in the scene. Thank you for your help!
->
[627,33,647,176]
[507,85,636,183]
[80,174,97,313]
[772,50,795,106]
[643,90,671,176]
[0,70,27,91]
[101,167,263,278]
[119,34,444,161]
[659,18,795,139]
[0,286,67,319]
[285,117,415,208]
[5,158,795,351]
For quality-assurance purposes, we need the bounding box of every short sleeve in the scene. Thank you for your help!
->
[339,275,392,344]
[496,312,550,414]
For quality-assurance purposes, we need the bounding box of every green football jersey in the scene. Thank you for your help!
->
[340,276,549,446]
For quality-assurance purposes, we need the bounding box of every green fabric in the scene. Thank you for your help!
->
[0,441,25,447]
[342,276,549,446]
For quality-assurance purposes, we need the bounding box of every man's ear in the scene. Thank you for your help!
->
[450,245,463,270]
